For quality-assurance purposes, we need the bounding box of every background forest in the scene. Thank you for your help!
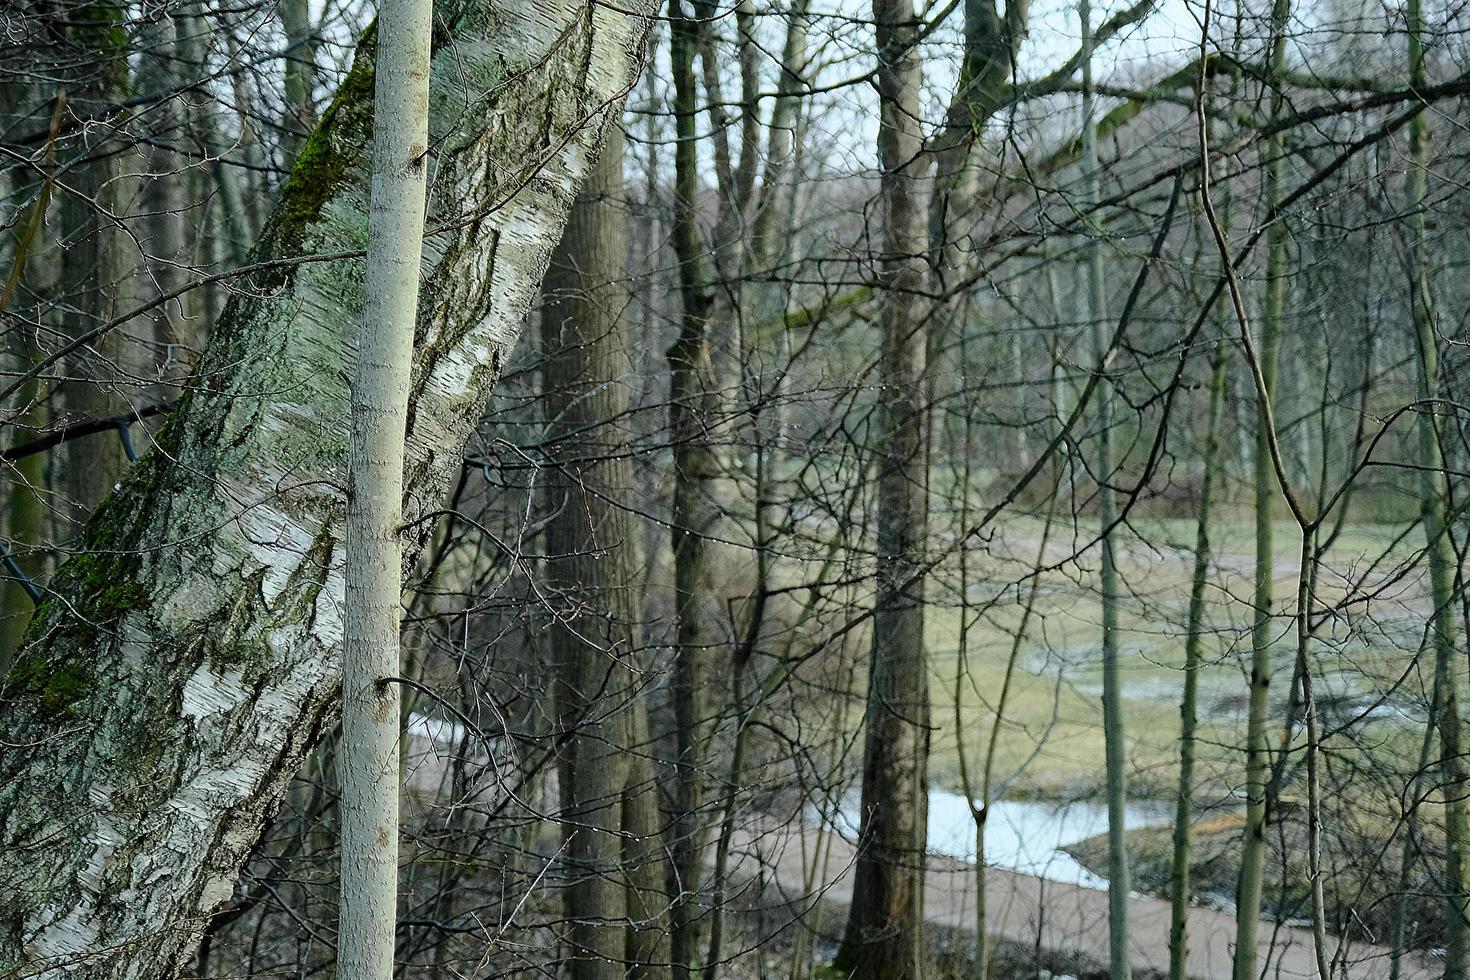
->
[2,0,1469,979]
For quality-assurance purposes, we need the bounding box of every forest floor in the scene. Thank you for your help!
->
[724,815,1436,980]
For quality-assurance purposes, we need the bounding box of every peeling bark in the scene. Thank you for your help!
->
[0,2,652,976]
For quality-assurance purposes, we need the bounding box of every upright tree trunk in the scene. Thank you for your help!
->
[699,9,812,972]
[223,27,270,232]
[0,3,654,974]
[1232,3,1289,976]
[624,702,674,980]
[1405,0,1470,972]
[1167,339,1227,980]
[279,0,320,163]
[833,1,930,976]
[133,13,192,366]
[1079,4,1130,975]
[1,115,56,667]
[175,13,255,268]
[1,357,44,669]
[666,2,720,974]
[748,0,809,273]
[968,482,1059,980]
[57,7,129,521]
[339,3,432,978]
[542,129,668,980]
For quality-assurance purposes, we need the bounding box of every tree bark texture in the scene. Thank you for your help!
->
[56,6,130,520]
[834,0,931,976]
[542,128,669,980]
[666,2,721,973]
[279,0,321,163]
[338,2,432,979]
[0,2,652,976]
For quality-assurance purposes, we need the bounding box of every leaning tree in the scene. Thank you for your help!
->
[0,1,654,976]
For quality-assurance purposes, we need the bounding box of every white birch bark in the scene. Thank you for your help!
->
[0,2,652,976]
[339,2,432,978]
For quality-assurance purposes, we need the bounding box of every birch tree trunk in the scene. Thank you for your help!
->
[338,2,432,978]
[833,1,930,975]
[0,2,653,975]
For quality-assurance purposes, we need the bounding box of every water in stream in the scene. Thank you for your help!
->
[831,790,1174,890]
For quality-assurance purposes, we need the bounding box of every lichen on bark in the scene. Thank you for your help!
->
[0,1,653,976]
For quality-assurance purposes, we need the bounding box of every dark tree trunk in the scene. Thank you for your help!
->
[834,0,931,976]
